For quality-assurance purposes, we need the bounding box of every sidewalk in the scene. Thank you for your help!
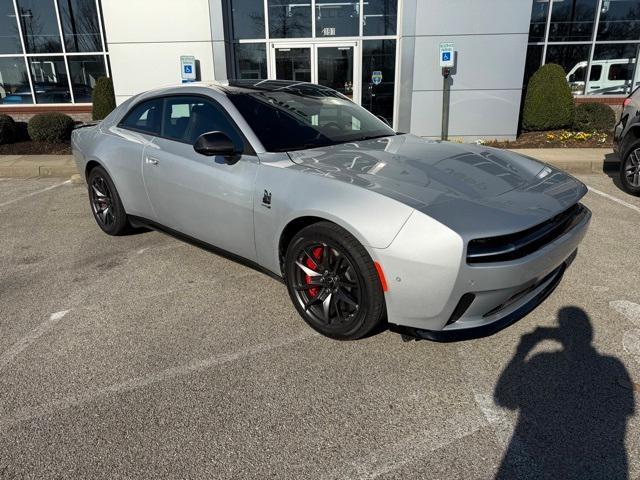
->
[0,154,76,178]
[0,148,619,178]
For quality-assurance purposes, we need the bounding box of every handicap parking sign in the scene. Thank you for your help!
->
[442,52,451,62]
[180,55,197,82]
[439,42,455,68]
[184,65,193,74]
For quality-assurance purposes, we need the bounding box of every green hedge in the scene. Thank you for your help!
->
[573,102,616,132]
[0,114,17,144]
[92,76,116,121]
[27,113,75,143]
[522,64,575,131]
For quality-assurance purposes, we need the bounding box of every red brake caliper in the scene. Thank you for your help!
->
[305,246,323,297]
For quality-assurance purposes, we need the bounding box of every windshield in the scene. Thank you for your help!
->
[227,86,395,152]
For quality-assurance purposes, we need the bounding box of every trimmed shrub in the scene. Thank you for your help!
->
[573,102,616,132]
[0,114,17,144]
[27,113,75,143]
[522,64,575,131]
[92,76,116,121]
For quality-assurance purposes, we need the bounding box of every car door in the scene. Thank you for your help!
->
[142,95,259,262]
[109,97,162,219]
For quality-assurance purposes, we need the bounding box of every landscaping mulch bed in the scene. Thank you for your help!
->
[486,130,613,149]
[0,141,71,155]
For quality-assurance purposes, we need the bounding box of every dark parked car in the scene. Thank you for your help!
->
[614,87,640,195]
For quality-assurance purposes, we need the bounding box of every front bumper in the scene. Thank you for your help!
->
[376,204,591,340]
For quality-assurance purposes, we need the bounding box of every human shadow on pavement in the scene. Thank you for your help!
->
[494,306,635,480]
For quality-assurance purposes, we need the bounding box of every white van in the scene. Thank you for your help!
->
[567,58,639,96]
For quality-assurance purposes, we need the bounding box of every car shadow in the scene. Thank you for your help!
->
[603,151,627,192]
[493,306,635,479]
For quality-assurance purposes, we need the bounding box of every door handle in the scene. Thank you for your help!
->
[145,157,159,166]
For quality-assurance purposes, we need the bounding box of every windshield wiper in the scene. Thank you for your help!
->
[351,134,394,142]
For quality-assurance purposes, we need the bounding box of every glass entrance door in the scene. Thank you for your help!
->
[269,42,360,103]
[274,46,312,82]
[317,46,355,100]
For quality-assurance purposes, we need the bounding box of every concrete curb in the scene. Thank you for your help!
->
[509,148,618,174]
[0,155,76,178]
[0,148,621,178]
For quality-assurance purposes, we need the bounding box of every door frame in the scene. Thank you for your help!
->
[268,40,361,105]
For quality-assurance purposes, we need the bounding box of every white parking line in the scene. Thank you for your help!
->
[0,329,318,431]
[0,180,71,208]
[587,186,640,214]
[0,310,70,373]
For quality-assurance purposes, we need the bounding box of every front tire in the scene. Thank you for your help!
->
[284,222,385,340]
[87,166,130,235]
[620,141,640,196]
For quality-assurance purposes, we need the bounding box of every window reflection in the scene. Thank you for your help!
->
[363,0,397,36]
[58,0,103,52]
[68,55,106,102]
[275,48,311,82]
[361,39,396,125]
[548,0,598,42]
[547,44,592,95]
[234,43,268,80]
[268,0,312,38]
[597,0,640,41]
[231,0,265,39]
[0,58,32,104]
[587,43,640,95]
[528,0,549,42]
[16,0,62,53]
[28,56,71,103]
[523,45,543,88]
[0,2,22,54]
[315,0,359,37]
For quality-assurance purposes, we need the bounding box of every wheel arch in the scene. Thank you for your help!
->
[277,214,371,276]
[622,125,640,157]
[85,159,103,180]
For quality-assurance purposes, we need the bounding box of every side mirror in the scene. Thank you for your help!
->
[193,131,241,162]
[376,114,391,127]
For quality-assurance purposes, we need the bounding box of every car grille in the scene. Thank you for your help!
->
[466,203,587,264]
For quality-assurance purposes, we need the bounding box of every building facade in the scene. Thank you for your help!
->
[1,0,638,140]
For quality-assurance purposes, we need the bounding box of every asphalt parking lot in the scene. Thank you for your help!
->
[1,172,639,479]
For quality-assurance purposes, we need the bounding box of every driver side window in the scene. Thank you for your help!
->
[160,96,243,148]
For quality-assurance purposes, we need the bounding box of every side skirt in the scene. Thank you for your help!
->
[128,215,284,284]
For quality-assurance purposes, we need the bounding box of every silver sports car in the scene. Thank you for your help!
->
[72,80,591,341]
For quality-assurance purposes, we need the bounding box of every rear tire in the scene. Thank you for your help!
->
[87,166,131,235]
[284,222,385,340]
[620,140,640,196]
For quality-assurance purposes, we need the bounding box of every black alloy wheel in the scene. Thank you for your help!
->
[621,145,640,195]
[87,166,130,235]
[285,222,385,340]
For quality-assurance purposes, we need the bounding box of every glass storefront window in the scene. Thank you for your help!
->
[597,0,640,41]
[231,0,265,40]
[528,0,549,42]
[587,43,640,95]
[363,0,397,36]
[0,57,32,104]
[523,45,543,87]
[361,39,396,125]
[315,0,359,38]
[546,44,592,94]
[57,0,103,52]
[0,2,22,54]
[234,43,268,79]
[15,0,62,53]
[68,55,106,102]
[268,0,312,38]
[275,48,311,82]
[28,56,71,103]
[548,0,598,42]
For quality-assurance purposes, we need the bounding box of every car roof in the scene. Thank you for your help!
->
[140,79,340,98]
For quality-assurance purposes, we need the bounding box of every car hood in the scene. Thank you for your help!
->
[287,134,587,238]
